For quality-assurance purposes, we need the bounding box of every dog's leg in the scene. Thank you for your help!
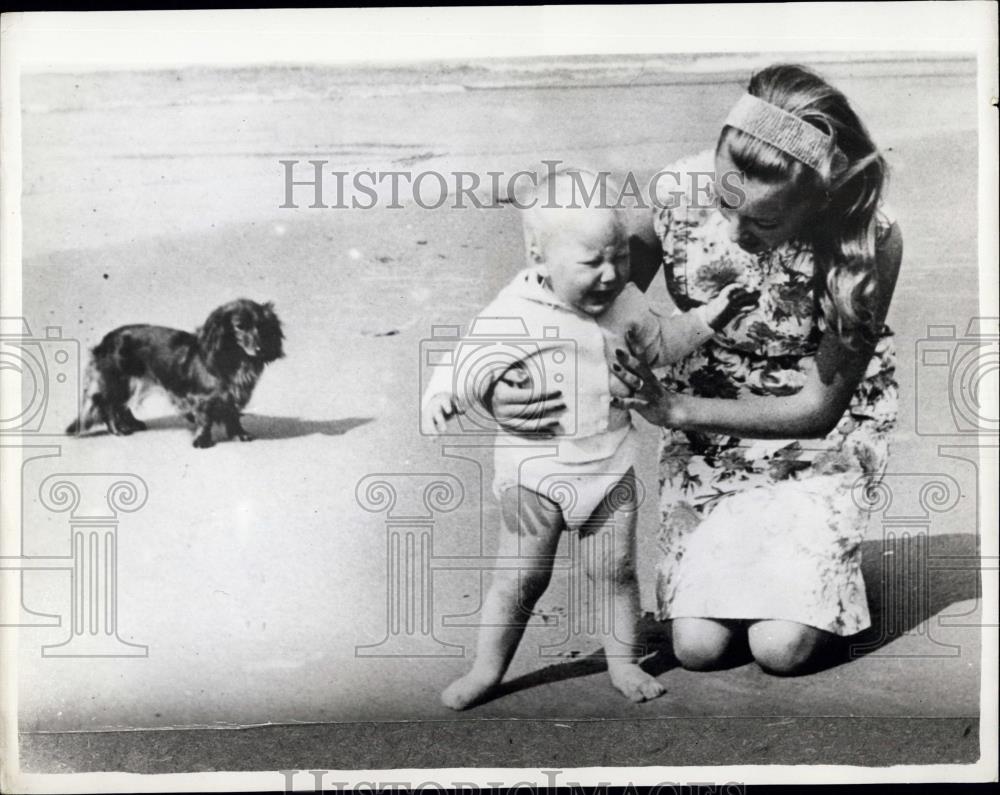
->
[66,364,102,435]
[120,407,147,433]
[65,403,90,435]
[190,399,216,448]
[100,395,135,436]
[108,408,136,435]
[223,408,253,442]
[92,361,138,436]
[105,393,142,436]
[192,425,214,448]
[116,377,147,432]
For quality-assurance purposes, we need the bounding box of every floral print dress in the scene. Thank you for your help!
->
[652,151,898,636]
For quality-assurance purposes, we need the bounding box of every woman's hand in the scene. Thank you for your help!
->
[610,340,683,428]
[489,368,566,437]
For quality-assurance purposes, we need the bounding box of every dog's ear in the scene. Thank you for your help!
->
[199,305,239,373]
[258,303,285,362]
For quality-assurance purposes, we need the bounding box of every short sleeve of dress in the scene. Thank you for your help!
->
[651,149,717,310]
[651,149,716,247]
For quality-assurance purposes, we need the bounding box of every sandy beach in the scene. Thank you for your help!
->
[12,55,986,767]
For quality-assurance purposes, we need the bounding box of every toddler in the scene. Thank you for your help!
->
[422,169,752,709]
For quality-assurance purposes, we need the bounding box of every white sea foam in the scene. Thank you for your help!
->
[22,53,972,114]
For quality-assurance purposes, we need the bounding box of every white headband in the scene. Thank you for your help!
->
[724,93,847,174]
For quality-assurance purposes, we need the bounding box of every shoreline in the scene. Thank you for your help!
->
[21,53,975,113]
[23,50,976,75]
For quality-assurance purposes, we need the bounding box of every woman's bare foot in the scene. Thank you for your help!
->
[441,670,502,710]
[607,662,666,703]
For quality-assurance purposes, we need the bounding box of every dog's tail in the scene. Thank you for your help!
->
[66,360,102,435]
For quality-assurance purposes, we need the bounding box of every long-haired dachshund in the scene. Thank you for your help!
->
[67,299,284,448]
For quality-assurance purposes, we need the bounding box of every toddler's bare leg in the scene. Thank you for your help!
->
[583,469,665,703]
[441,486,564,710]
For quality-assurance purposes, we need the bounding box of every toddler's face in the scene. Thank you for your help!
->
[538,208,630,317]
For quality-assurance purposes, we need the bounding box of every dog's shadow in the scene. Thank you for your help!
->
[141,413,373,440]
[481,532,981,702]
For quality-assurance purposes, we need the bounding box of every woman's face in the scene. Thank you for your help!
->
[714,146,820,255]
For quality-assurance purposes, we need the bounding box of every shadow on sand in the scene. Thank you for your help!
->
[475,613,675,706]
[844,531,981,661]
[127,414,374,440]
[483,532,980,701]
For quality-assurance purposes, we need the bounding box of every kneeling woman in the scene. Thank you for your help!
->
[494,64,903,675]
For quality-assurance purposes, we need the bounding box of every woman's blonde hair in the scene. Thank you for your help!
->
[718,64,887,350]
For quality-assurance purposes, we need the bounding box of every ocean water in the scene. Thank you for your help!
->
[21,51,974,114]
[18,53,978,261]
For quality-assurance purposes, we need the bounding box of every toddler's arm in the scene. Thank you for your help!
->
[421,333,464,434]
[703,284,760,332]
[651,284,759,365]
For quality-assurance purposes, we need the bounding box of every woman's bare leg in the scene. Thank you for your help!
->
[747,619,833,675]
[672,617,745,670]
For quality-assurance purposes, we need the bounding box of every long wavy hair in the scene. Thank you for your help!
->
[718,64,887,350]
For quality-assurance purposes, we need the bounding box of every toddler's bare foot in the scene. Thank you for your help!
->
[608,662,666,703]
[441,670,501,710]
